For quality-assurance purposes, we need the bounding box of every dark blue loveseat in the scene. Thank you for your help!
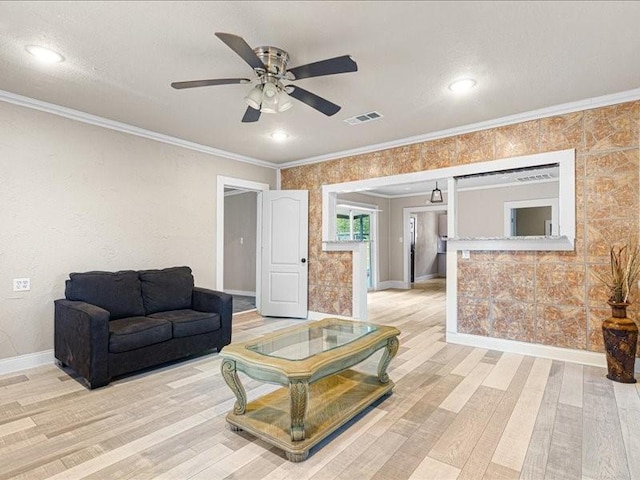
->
[54,266,232,388]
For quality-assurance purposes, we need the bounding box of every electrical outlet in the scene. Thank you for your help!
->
[13,278,31,291]
[461,250,470,260]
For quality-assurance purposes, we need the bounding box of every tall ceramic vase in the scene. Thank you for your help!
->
[602,301,638,383]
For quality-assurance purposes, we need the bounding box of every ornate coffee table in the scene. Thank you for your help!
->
[219,318,400,461]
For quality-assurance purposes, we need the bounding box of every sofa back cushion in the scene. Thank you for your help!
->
[139,266,194,315]
[65,270,145,320]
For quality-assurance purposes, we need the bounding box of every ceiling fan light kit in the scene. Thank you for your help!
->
[277,91,294,112]
[244,85,263,110]
[259,81,280,114]
[171,32,358,123]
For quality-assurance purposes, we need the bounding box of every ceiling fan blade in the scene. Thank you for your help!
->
[215,32,266,71]
[287,55,357,80]
[287,86,341,116]
[171,78,251,89]
[241,106,261,123]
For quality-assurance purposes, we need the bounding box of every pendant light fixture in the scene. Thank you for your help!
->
[430,181,443,203]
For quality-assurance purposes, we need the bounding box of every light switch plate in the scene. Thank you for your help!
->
[462,250,470,260]
[13,278,31,291]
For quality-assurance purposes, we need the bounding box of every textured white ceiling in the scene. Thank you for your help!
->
[1,1,639,164]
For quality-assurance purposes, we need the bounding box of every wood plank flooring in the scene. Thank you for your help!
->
[1,279,639,479]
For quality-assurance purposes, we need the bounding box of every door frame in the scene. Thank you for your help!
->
[503,197,559,236]
[216,176,270,309]
[403,205,448,288]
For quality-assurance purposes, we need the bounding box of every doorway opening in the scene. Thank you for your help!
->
[403,205,448,288]
[224,188,258,313]
[216,176,270,314]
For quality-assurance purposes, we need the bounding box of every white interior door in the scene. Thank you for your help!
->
[260,190,308,318]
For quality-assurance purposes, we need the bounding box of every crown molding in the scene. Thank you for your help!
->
[280,87,640,169]
[0,89,278,170]
[4,86,639,172]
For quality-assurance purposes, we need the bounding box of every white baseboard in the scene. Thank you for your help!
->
[378,281,409,290]
[308,311,354,321]
[446,332,611,369]
[225,290,256,297]
[0,349,55,376]
[0,333,633,377]
[415,274,438,282]
[233,308,257,315]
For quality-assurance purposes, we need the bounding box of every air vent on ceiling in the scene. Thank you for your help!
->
[344,111,384,125]
[516,173,554,182]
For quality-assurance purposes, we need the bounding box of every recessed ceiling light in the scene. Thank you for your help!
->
[25,45,64,64]
[271,131,289,142]
[448,77,476,93]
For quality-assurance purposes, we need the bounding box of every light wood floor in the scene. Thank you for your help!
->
[2,281,640,479]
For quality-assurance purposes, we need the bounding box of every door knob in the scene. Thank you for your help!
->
[301,258,307,263]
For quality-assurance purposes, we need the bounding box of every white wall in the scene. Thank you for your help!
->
[0,101,276,360]
[223,191,257,293]
[414,211,438,278]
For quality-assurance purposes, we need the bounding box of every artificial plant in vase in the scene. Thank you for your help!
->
[596,241,640,383]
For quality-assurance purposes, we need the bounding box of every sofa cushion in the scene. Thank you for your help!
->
[149,309,221,338]
[65,270,145,320]
[139,266,194,315]
[108,317,172,353]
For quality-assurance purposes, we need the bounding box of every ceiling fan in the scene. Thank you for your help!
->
[171,32,358,123]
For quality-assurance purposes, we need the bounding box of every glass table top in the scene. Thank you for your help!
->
[246,320,378,360]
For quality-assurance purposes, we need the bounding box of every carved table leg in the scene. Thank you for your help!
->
[289,380,309,442]
[286,450,309,462]
[377,336,399,384]
[221,359,247,415]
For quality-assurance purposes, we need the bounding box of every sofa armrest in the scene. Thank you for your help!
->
[192,287,232,349]
[54,299,110,388]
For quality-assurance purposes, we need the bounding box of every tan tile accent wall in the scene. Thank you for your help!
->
[490,263,535,302]
[420,137,456,170]
[455,129,496,165]
[537,305,587,350]
[457,297,491,336]
[540,112,584,152]
[281,100,640,354]
[584,102,640,152]
[492,300,535,342]
[495,120,541,158]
